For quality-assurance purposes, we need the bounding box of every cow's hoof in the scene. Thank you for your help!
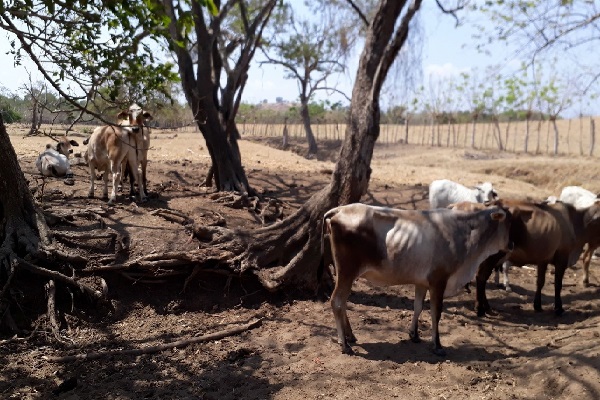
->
[346,334,357,344]
[432,347,447,357]
[409,331,421,343]
[87,193,94,199]
[476,308,487,318]
[554,307,565,316]
[341,345,355,356]
[583,280,590,288]
[504,285,512,292]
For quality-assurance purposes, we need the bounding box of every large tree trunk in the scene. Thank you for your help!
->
[201,0,422,292]
[300,101,318,157]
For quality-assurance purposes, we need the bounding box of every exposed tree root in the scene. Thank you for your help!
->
[48,317,263,362]
[45,280,73,345]
[149,208,193,225]
[15,257,107,305]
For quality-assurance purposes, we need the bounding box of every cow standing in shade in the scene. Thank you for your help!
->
[321,203,513,356]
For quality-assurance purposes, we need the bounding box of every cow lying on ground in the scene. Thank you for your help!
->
[466,199,600,317]
[36,136,79,180]
[429,179,498,209]
[118,103,152,198]
[558,186,600,286]
[85,109,147,204]
[321,203,512,356]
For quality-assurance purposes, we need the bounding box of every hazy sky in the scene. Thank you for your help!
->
[0,1,597,117]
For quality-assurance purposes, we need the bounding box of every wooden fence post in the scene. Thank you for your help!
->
[590,117,596,157]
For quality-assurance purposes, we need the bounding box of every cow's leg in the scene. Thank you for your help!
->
[534,263,548,312]
[108,160,122,205]
[493,264,500,286]
[409,285,427,343]
[330,268,355,355]
[101,166,109,200]
[140,156,148,198]
[475,252,504,317]
[502,261,512,291]
[126,150,146,203]
[553,261,567,316]
[582,246,593,287]
[88,163,96,198]
[429,279,448,357]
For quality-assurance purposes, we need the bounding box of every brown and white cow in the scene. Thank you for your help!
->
[85,109,147,204]
[470,199,600,317]
[321,203,513,357]
[118,103,152,198]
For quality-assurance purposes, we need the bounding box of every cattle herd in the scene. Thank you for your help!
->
[36,103,152,204]
[323,180,600,357]
[33,107,598,359]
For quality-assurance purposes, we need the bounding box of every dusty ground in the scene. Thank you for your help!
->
[2,125,600,399]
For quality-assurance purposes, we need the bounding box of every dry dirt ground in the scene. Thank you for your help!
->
[2,125,600,400]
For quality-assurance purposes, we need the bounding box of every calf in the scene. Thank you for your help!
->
[85,109,147,204]
[474,199,600,317]
[429,179,498,209]
[118,103,152,198]
[322,203,512,356]
[36,137,79,178]
[559,186,600,286]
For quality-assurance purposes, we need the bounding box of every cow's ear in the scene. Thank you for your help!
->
[490,211,506,221]
[56,142,63,151]
[142,111,153,121]
[69,140,79,147]
[117,111,129,121]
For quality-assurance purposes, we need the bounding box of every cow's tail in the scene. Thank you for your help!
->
[316,207,340,298]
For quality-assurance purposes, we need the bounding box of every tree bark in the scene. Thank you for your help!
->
[209,0,423,292]
[300,100,318,157]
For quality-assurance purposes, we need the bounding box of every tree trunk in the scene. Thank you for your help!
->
[203,0,422,292]
[300,101,318,157]
[471,117,477,148]
[551,117,559,155]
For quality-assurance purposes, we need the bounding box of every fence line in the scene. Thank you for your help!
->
[236,118,599,157]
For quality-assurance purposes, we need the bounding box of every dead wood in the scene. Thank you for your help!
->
[84,248,238,272]
[53,231,117,240]
[45,280,72,345]
[150,208,193,225]
[15,257,106,304]
[48,318,263,363]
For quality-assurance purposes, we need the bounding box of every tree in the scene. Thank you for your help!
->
[473,1,600,97]
[1,0,272,193]
[185,0,426,292]
[260,1,357,157]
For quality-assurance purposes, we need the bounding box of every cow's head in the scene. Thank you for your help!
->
[117,103,153,133]
[476,182,498,202]
[55,136,79,157]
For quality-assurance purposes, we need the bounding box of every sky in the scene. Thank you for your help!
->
[0,1,597,118]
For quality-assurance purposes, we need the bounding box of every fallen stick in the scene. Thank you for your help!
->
[48,318,263,362]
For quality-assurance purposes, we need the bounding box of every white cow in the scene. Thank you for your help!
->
[36,137,79,179]
[429,179,498,209]
[559,186,600,286]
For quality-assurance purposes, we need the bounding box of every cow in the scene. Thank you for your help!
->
[559,186,600,286]
[429,179,498,209]
[473,199,600,317]
[85,109,147,205]
[118,103,152,199]
[36,136,79,179]
[321,203,513,357]
[449,201,514,291]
